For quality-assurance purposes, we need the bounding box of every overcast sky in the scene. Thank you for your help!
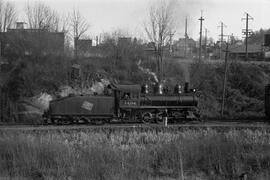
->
[13,0,270,42]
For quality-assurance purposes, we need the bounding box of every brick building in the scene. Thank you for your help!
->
[0,22,65,58]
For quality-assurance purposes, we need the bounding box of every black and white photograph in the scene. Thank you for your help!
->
[0,0,270,179]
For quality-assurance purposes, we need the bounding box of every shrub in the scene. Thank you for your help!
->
[1,129,270,179]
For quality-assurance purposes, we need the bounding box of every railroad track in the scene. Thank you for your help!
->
[0,120,269,132]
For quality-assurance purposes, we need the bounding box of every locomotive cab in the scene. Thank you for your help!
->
[110,84,141,121]
[112,84,141,108]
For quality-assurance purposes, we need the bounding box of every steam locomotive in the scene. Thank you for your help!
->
[43,82,200,124]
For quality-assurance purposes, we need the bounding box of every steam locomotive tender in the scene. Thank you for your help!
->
[43,83,200,124]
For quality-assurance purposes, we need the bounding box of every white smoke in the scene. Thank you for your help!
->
[89,79,110,94]
[31,92,53,111]
[90,79,110,94]
[179,62,190,82]
[137,60,159,82]
[59,86,78,97]
[59,78,111,97]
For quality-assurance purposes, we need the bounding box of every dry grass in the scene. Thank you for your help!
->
[0,128,270,180]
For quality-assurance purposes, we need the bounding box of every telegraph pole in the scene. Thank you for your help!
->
[169,32,175,55]
[184,16,188,58]
[218,22,227,59]
[96,36,98,46]
[230,33,234,44]
[221,41,229,117]
[242,12,253,60]
[204,28,208,59]
[198,12,205,61]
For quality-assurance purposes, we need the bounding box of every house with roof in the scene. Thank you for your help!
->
[229,44,263,60]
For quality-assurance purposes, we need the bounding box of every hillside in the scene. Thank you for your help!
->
[1,55,270,122]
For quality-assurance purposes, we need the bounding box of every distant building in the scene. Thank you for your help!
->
[143,42,171,57]
[118,37,132,47]
[77,39,93,57]
[15,22,25,30]
[0,22,65,58]
[229,44,263,60]
[172,38,196,58]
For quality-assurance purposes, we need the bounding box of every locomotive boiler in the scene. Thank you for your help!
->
[43,83,200,124]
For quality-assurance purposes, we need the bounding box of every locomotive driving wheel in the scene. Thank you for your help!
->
[142,112,153,124]
[155,112,164,124]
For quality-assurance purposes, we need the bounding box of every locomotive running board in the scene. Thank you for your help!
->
[136,106,198,109]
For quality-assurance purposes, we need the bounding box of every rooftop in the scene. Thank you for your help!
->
[229,44,262,53]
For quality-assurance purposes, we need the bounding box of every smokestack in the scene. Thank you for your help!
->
[184,82,189,93]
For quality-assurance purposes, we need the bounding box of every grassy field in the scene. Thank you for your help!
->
[0,128,270,180]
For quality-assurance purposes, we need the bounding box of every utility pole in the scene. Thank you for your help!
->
[221,40,230,117]
[204,28,208,59]
[230,33,234,44]
[96,36,98,46]
[74,37,79,60]
[242,12,253,60]
[198,12,204,61]
[169,32,174,56]
[218,22,227,59]
[184,16,188,58]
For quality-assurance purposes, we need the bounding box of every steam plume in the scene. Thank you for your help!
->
[59,78,111,97]
[137,60,159,83]
[179,62,190,82]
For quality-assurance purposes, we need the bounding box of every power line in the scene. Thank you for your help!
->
[198,11,204,61]
[241,12,254,60]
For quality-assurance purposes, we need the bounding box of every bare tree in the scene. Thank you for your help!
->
[0,0,17,32]
[25,1,60,31]
[2,2,16,31]
[144,0,177,81]
[69,8,90,59]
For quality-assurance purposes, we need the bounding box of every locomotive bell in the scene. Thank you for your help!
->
[141,84,149,94]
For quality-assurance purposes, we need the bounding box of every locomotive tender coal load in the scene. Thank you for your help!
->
[43,83,200,124]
